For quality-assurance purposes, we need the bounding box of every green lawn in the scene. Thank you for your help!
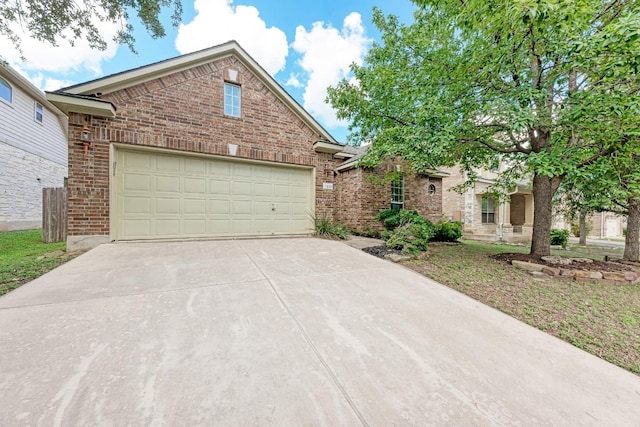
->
[403,239,640,375]
[0,229,76,296]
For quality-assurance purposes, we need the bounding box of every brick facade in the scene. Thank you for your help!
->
[334,163,444,234]
[67,56,340,239]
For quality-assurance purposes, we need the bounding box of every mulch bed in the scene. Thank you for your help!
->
[362,246,403,259]
[492,253,634,273]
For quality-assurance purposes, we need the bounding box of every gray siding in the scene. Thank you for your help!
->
[0,80,67,166]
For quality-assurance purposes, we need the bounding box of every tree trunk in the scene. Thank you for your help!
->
[530,174,560,256]
[623,198,640,262]
[579,210,587,246]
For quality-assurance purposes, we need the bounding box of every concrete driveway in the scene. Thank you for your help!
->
[1,238,639,426]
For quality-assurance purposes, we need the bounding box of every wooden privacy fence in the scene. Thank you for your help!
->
[42,187,67,243]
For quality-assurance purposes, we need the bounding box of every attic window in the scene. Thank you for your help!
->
[0,76,11,103]
[224,83,241,117]
[35,102,44,123]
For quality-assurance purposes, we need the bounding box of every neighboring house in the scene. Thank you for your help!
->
[442,166,534,242]
[46,41,446,250]
[334,145,448,234]
[0,64,68,231]
[553,212,627,239]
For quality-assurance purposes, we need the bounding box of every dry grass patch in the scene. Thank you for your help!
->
[402,240,640,375]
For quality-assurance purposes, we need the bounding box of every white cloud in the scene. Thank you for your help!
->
[175,0,288,75]
[28,74,74,92]
[285,74,303,88]
[0,20,119,76]
[291,12,371,128]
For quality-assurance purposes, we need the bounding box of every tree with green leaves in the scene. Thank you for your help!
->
[1,0,182,57]
[328,0,640,256]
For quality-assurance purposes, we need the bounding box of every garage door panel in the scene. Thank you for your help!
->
[291,202,309,215]
[185,177,206,194]
[209,199,230,215]
[232,200,253,215]
[184,199,206,214]
[253,166,271,179]
[234,164,252,177]
[210,161,231,176]
[254,201,273,215]
[123,197,150,214]
[184,220,207,235]
[290,185,309,199]
[233,181,252,196]
[123,152,151,170]
[156,219,180,235]
[115,149,313,240]
[156,198,180,214]
[123,219,150,237]
[156,155,180,172]
[232,219,253,233]
[123,173,151,191]
[208,219,231,234]
[274,183,290,198]
[254,182,272,197]
[185,158,206,174]
[209,179,230,194]
[156,176,180,193]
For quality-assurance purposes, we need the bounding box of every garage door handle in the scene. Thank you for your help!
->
[272,204,275,211]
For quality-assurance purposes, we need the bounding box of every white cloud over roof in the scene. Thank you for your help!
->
[0,20,119,79]
[291,12,371,128]
[175,0,288,75]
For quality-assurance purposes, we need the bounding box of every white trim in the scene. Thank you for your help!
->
[45,92,116,118]
[34,101,44,123]
[313,140,343,154]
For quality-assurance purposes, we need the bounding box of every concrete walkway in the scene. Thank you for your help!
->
[1,237,639,426]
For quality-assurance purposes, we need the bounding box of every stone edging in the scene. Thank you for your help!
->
[511,260,640,284]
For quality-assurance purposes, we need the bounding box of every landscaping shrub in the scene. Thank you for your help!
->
[376,209,435,254]
[550,228,569,248]
[376,209,427,230]
[385,222,435,254]
[431,219,463,242]
[315,216,349,240]
[570,220,593,238]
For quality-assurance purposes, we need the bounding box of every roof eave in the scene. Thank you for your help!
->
[46,92,116,118]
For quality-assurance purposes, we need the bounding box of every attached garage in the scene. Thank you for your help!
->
[112,147,315,241]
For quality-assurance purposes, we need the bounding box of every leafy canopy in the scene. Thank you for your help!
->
[1,0,183,57]
[328,0,640,188]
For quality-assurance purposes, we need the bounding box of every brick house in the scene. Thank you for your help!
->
[46,41,444,249]
[0,64,68,231]
[334,146,448,234]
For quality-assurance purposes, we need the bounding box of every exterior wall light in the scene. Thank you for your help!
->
[79,126,92,156]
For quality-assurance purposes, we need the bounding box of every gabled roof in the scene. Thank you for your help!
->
[47,40,337,144]
[336,144,450,178]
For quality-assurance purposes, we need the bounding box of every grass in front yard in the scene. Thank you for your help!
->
[403,240,640,375]
[0,229,78,296]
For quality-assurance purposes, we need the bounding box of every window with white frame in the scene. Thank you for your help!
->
[224,83,241,117]
[481,197,495,223]
[391,175,404,210]
[35,102,43,123]
[0,77,11,103]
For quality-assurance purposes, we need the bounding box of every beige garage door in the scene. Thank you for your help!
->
[112,148,314,240]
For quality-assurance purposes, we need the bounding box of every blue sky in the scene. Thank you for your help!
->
[2,0,417,142]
